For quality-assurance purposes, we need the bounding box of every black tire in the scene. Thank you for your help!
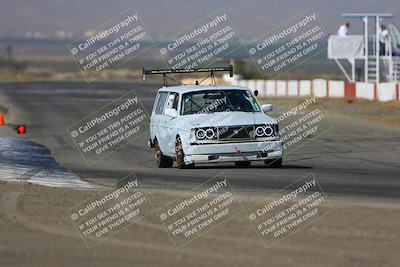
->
[234,161,251,168]
[264,158,283,168]
[154,139,173,168]
[175,136,194,169]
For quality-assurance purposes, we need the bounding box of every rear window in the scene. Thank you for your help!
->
[154,92,169,114]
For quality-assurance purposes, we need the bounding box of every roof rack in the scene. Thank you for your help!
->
[142,65,233,86]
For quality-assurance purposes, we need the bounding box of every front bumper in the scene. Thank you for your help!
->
[184,140,283,164]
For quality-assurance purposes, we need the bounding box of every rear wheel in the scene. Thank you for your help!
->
[234,161,251,168]
[175,136,193,169]
[264,158,283,168]
[154,139,173,168]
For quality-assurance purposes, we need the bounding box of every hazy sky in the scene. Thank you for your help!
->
[1,0,399,40]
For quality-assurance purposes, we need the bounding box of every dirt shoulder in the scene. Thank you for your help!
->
[1,181,399,267]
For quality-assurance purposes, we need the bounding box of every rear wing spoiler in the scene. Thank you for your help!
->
[142,65,233,86]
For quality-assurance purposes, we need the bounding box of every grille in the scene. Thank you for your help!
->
[217,126,255,140]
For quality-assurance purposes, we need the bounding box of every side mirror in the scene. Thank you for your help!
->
[164,108,178,118]
[261,104,273,113]
[254,90,259,97]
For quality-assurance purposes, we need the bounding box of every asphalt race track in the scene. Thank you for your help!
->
[0,81,399,199]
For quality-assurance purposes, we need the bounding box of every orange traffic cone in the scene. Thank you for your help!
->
[0,112,4,126]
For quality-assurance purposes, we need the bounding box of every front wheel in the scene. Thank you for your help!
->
[264,158,283,168]
[175,136,193,169]
[154,140,173,168]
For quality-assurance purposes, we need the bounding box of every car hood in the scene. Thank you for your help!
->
[179,112,276,128]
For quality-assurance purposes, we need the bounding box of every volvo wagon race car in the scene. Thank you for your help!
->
[144,66,283,169]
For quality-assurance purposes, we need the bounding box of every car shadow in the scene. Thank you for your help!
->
[191,164,313,170]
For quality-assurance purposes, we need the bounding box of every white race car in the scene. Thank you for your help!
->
[148,83,283,168]
[144,66,283,169]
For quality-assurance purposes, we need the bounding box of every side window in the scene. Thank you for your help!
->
[152,93,160,114]
[155,92,168,115]
[165,93,179,110]
[172,93,179,110]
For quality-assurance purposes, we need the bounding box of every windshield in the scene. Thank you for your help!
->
[181,89,260,115]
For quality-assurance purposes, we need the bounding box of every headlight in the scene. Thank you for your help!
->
[255,126,265,136]
[255,124,275,137]
[264,125,273,136]
[205,128,215,139]
[195,127,217,140]
[195,128,206,139]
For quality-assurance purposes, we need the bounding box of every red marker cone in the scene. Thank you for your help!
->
[17,125,26,134]
[0,113,4,126]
